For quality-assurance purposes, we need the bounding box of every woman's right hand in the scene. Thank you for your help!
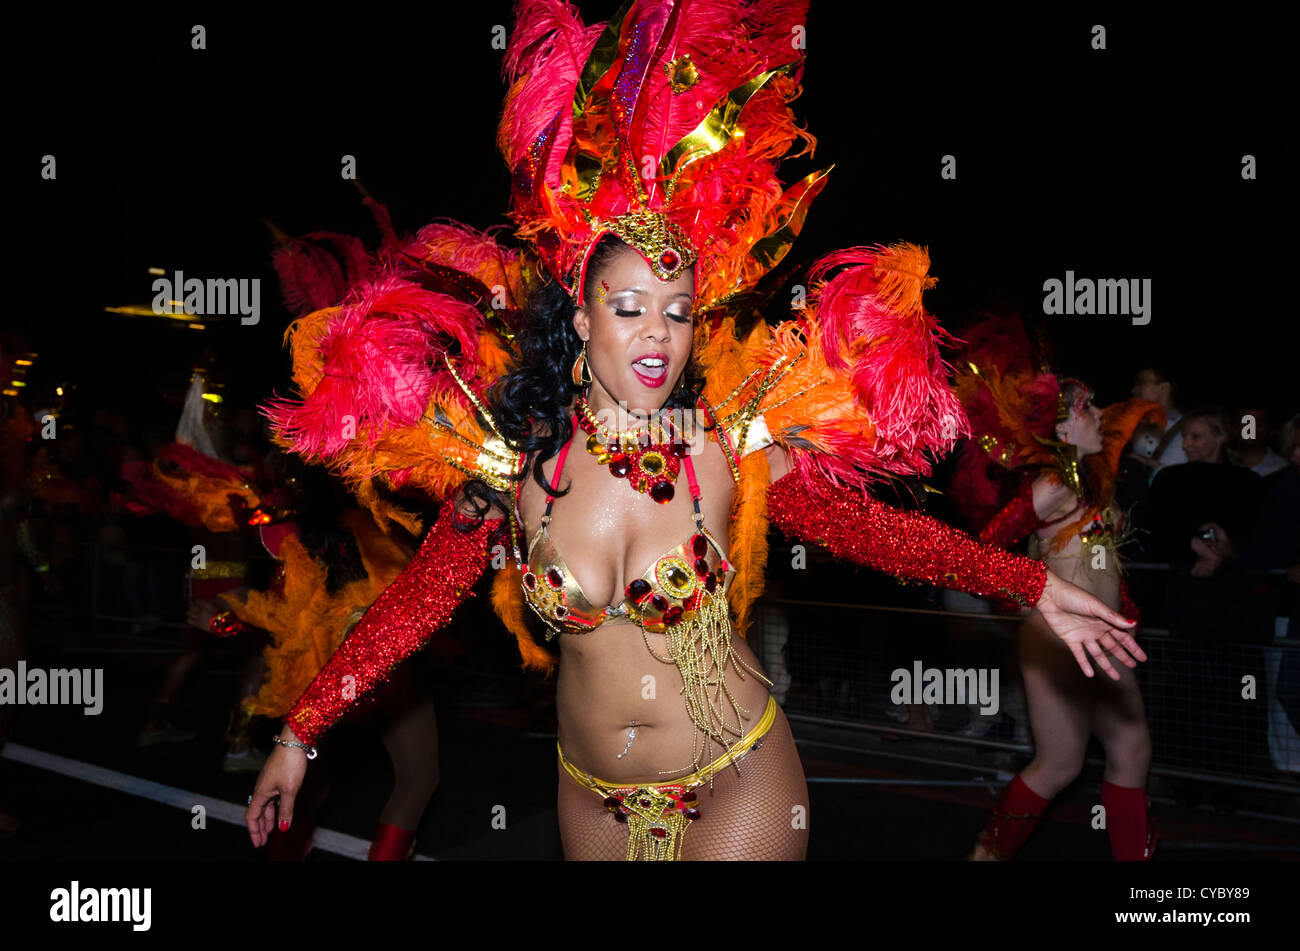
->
[245,727,310,847]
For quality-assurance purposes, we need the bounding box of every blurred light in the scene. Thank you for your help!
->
[14,359,33,366]
[2,389,16,397]
[201,392,223,403]
[10,381,25,387]
[55,387,64,396]
[188,324,205,331]
[103,304,204,322]
[147,267,166,276]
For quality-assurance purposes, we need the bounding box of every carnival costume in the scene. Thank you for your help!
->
[264,0,1056,861]
[949,312,1163,861]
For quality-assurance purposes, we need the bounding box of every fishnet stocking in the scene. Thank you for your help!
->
[557,703,809,860]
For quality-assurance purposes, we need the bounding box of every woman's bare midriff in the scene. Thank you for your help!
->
[1034,525,1121,611]
[555,619,773,783]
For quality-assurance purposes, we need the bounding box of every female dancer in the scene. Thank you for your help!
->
[951,313,1164,860]
[246,0,1142,861]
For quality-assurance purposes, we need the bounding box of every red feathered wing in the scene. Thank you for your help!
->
[262,214,530,533]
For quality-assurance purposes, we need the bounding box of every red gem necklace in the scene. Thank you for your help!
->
[575,391,688,504]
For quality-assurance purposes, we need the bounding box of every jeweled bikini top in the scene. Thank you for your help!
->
[508,417,734,640]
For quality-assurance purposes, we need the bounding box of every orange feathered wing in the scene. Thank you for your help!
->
[227,510,414,718]
[698,243,968,638]
[263,220,530,536]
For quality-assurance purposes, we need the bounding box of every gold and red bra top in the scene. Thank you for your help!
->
[509,416,734,640]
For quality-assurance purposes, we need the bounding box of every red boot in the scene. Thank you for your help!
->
[976,775,1051,860]
[368,822,417,861]
[1101,781,1158,861]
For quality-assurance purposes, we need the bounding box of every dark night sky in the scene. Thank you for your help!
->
[13,5,1293,430]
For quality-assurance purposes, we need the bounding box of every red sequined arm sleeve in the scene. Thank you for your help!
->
[766,469,1047,607]
[978,480,1044,550]
[285,500,503,745]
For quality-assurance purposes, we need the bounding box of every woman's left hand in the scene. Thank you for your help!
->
[1035,570,1146,679]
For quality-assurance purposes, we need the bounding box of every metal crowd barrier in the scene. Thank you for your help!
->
[750,565,1300,797]
[30,538,1300,797]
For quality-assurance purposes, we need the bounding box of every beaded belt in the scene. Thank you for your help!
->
[557,695,777,861]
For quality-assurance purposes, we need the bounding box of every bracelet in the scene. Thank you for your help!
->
[271,736,318,760]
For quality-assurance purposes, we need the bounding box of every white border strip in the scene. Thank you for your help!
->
[2,743,435,861]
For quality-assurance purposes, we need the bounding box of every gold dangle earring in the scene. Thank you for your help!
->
[571,340,592,387]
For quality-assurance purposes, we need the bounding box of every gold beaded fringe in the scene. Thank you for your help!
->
[644,588,772,784]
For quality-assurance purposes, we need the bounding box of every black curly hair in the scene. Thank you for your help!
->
[460,234,708,525]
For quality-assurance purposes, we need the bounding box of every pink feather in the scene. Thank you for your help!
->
[498,0,603,170]
[804,246,969,476]
[264,275,484,460]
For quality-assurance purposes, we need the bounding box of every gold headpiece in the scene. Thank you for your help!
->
[587,212,698,289]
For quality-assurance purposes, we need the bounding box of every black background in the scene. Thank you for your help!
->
[13,5,1291,429]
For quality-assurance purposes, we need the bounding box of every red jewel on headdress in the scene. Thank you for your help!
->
[649,481,675,504]
[659,248,680,271]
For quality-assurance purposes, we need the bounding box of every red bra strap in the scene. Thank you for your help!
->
[545,416,580,508]
[683,452,702,501]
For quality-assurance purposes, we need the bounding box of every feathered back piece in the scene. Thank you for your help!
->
[949,311,1164,534]
[701,243,968,496]
[269,197,396,317]
[949,311,1065,530]
[117,443,261,532]
[232,508,417,718]
[262,209,531,531]
[499,0,828,310]
[696,243,966,640]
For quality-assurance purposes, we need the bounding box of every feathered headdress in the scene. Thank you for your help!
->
[499,0,829,310]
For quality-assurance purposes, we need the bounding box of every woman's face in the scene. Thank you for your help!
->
[573,242,694,415]
[1182,418,1224,463]
[1056,396,1104,456]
